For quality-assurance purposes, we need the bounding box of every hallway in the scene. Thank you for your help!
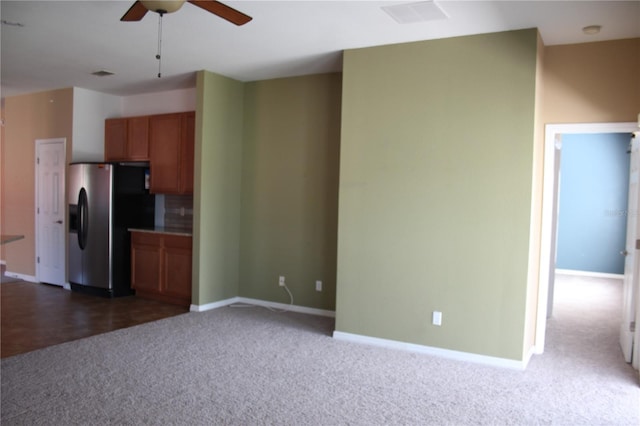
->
[545,272,632,374]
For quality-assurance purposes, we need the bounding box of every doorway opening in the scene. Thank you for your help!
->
[537,122,638,358]
[550,131,630,366]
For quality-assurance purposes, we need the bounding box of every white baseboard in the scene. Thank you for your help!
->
[332,331,528,370]
[235,297,336,317]
[190,296,336,318]
[190,297,240,312]
[555,269,623,280]
[3,271,37,283]
[524,344,537,363]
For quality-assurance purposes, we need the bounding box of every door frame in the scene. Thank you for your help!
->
[536,122,637,354]
[35,138,67,288]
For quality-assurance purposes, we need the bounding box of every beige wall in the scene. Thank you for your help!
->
[543,38,640,124]
[533,37,640,351]
[2,89,74,276]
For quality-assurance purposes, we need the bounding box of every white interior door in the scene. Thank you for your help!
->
[36,138,66,286]
[621,133,640,363]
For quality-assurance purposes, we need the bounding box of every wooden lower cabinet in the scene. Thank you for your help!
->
[162,235,192,300]
[131,231,192,307]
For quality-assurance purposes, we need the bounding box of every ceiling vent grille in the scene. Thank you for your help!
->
[91,70,115,77]
[382,1,449,24]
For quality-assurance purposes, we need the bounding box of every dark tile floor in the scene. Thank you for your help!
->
[1,280,189,358]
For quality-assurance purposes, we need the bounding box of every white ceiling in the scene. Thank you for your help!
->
[1,0,639,99]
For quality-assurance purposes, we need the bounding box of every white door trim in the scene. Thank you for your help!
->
[634,130,640,371]
[35,138,67,287]
[536,122,637,354]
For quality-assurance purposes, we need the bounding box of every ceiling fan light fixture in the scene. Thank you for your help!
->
[141,0,186,14]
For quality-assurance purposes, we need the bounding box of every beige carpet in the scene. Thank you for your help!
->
[1,274,638,425]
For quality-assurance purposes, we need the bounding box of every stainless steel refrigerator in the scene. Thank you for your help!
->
[68,162,154,297]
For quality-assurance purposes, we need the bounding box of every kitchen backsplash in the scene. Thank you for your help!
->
[163,194,193,231]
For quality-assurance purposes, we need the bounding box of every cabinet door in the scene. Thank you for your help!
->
[127,116,150,160]
[131,232,162,293]
[162,235,192,301]
[149,113,183,194]
[105,118,127,161]
[180,112,195,194]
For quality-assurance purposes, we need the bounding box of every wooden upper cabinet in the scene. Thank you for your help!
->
[149,112,194,195]
[149,113,182,194]
[104,118,127,161]
[106,111,194,194]
[127,116,150,160]
[104,116,149,161]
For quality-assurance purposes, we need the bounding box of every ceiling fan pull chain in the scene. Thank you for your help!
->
[156,12,164,78]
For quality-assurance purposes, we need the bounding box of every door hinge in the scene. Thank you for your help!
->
[37,256,40,264]
[631,321,636,333]
[37,157,40,165]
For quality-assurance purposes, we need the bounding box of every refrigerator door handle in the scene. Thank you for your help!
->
[78,187,89,250]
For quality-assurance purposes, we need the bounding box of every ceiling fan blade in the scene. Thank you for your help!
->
[121,1,149,22]
[188,1,252,26]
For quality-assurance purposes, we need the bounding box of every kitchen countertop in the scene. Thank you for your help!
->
[129,227,192,237]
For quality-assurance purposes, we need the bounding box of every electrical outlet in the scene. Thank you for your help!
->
[432,311,442,326]
[315,280,322,292]
[279,276,285,287]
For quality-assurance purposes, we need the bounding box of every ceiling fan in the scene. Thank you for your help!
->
[121,1,252,78]
[121,0,252,26]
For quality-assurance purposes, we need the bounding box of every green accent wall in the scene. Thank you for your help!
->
[335,29,539,360]
[193,71,244,305]
[240,74,342,310]
[193,71,342,310]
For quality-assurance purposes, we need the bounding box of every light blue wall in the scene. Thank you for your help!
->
[556,133,630,274]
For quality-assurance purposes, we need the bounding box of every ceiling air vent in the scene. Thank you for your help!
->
[382,1,448,24]
[91,70,115,77]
